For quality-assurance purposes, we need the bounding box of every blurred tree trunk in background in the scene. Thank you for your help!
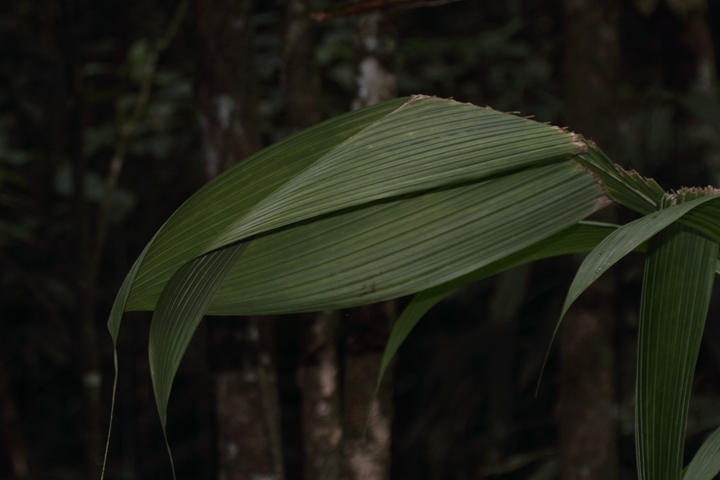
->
[351,10,397,110]
[341,302,395,480]
[283,0,322,129]
[558,0,621,479]
[483,264,532,464]
[280,2,344,479]
[297,310,343,480]
[194,1,284,479]
[338,11,398,480]
[195,0,262,182]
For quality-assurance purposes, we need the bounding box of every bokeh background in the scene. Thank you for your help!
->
[3,0,720,479]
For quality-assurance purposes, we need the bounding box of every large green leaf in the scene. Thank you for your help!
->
[106,96,647,477]
[125,96,591,313]
[203,161,603,314]
[683,425,720,480]
[636,222,718,480]
[144,161,603,438]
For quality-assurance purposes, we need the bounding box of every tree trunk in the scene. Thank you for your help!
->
[211,317,285,480]
[558,1,621,479]
[351,10,397,110]
[282,0,322,130]
[298,311,343,480]
[194,2,284,479]
[194,0,262,181]
[561,0,622,154]
[335,10,398,480]
[279,3,344,479]
[341,302,395,480]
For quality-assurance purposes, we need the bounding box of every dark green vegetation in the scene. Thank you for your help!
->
[114,93,720,480]
[5,1,720,480]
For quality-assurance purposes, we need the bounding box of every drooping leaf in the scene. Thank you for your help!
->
[377,220,626,388]
[559,193,720,325]
[102,235,156,480]
[149,240,249,430]
[636,222,718,480]
[144,161,605,420]
[105,96,647,476]
[145,240,249,478]
[683,425,720,480]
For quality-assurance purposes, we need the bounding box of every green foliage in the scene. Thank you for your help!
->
[107,96,720,479]
[637,221,718,480]
[684,424,720,480]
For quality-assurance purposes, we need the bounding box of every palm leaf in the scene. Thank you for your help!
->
[683,425,720,480]
[125,95,591,312]
[149,241,249,430]
[104,96,655,476]
[559,193,720,325]
[204,161,602,314]
[636,220,718,480]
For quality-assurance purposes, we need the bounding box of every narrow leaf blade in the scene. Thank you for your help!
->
[560,194,720,324]
[377,221,626,388]
[636,223,718,480]
[149,240,249,429]
[102,235,156,479]
[683,426,720,480]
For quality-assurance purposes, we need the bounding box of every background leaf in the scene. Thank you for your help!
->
[683,425,720,480]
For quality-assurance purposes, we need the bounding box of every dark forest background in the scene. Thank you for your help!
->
[4,0,720,479]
